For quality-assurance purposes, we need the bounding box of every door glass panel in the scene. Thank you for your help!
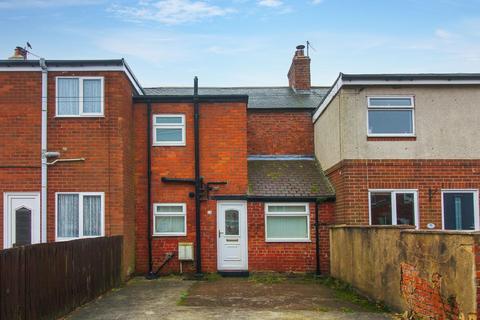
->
[15,207,31,246]
[444,193,475,230]
[225,210,239,235]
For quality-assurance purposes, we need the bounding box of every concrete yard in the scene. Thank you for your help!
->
[66,275,395,320]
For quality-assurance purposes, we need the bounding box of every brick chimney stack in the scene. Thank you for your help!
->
[8,47,27,60]
[287,45,311,92]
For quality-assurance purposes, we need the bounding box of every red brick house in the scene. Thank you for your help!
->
[0,45,334,277]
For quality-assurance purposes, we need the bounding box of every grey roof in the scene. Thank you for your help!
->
[144,87,329,109]
[248,159,334,198]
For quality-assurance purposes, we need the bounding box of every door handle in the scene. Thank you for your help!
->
[218,230,224,238]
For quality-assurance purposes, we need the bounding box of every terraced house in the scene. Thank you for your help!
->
[1,45,479,278]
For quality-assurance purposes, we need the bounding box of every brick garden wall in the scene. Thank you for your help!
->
[326,159,480,228]
[247,110,314,155]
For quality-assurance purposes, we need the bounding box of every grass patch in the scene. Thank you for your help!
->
[176,291,189,306]
[249,273,287,284]
[314,277,389,313]
[204,272,222,282]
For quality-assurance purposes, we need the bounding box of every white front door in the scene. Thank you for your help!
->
[217,201,248,271]
[4,192,41,249]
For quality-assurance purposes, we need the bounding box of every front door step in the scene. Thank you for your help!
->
[218,270,249,277]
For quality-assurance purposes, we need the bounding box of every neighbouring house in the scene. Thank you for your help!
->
[313,73,480,231]
[1,44,480,279]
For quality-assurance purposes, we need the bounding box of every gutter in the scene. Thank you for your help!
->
[40,59,47,243]
[133,95,248,103]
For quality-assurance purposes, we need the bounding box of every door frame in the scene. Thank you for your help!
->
[216,200,248,271]
[3,192,41,249]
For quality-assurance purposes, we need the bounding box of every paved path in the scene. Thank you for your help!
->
[66,277,394,320]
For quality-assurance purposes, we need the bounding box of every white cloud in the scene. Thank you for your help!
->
[109,0,234,25]
[257,0,282,7]
[311,0,323,4]
[435,28,454,40]
[0,0,102,8]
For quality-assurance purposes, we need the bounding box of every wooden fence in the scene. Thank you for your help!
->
[0,236,123,320]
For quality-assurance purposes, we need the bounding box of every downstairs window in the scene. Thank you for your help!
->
[56,192,104,240]
[265,203,310,242]
[369,190,418,227]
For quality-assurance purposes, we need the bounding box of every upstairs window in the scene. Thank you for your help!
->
[367,97,414,136]
[369,190,418,227]
[153,114,186,146]
[56,77,104,116]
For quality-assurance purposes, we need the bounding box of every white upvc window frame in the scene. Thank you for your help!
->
[153,203,187,236]
[368,189,419,228]
[265,203,310,243]
[152,114,186,146]
[441,189,480,231]
[55,192,105,241]
[367,96,415,137]
[55,76,105,117]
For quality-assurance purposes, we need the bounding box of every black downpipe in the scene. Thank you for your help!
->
[146,102,156,279]
[315,201,321,276]
[193,77,203,277]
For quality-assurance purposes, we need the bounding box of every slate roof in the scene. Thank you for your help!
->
[248,159,335,199]
[143,87,329,109]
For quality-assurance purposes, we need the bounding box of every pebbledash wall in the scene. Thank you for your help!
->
[0,70,137,277]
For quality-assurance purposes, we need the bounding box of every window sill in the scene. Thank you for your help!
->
[152,143,186,147]
[56,235,103,241]
[367,136,416,141]
[55,115,105,118]
[152,234,187,237]
[265,239,311,243]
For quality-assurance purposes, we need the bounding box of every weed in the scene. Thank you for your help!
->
[314,277,389,313]
[204,273,222,282]
[249,273,287,284]
[176,291,189,306]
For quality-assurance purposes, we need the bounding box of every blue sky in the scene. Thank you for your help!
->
[1,0,480,87]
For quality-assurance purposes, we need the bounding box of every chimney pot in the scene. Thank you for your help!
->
[8,46,27,60]
[288,45,311,92]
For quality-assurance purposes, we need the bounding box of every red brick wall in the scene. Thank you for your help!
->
[0,72,43,248]
[247,201,333,274]
[0,70,136,277]
[134,101,248,274]
[247,110,314,155]
[400,262,460,319]
[326,159,480,228]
